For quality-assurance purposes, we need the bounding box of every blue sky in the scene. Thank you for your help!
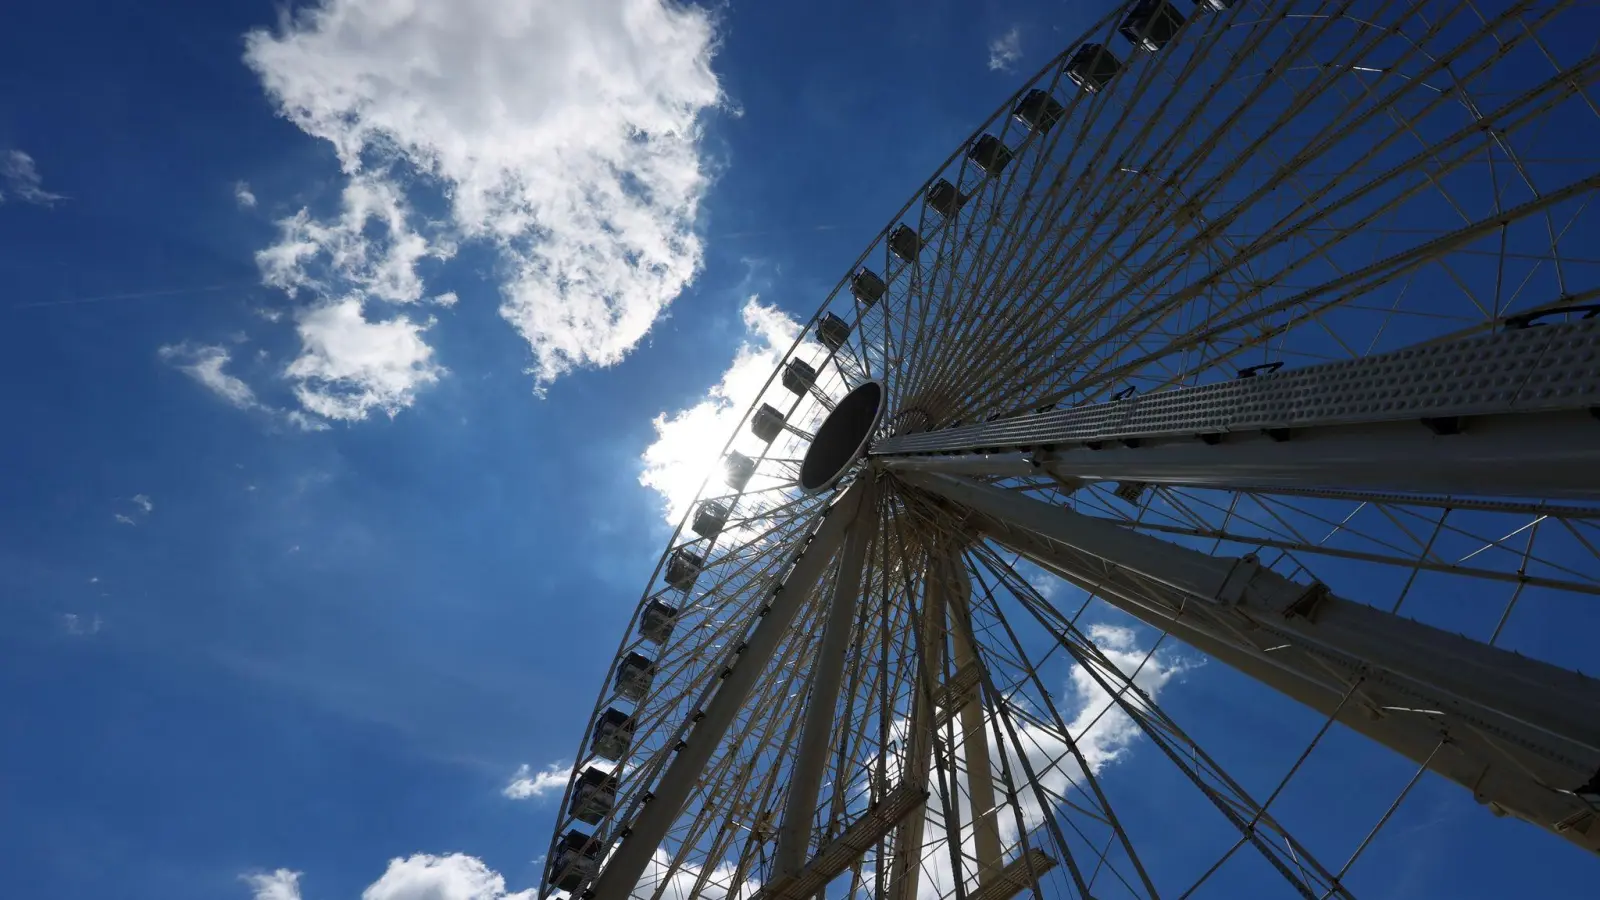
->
[1,1,1596,899]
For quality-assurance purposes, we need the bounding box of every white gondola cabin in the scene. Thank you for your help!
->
[850,269,887,306]
[640,598,679,643]
[751,404,785,443]
[1119,0,1185,53]
[693,500,729,539]
[1064,43,1121,93]
[591,707,634,761]
[613,651,656,702]
[1013,89,1065,133]
[724,452,756,490]
[783,358,818,395]
[926,178,966,219]
[664,548,704,592]
[969,134,1013,176]
[549,830,601,892]
[889,224,922,263]
[817,313,851,351]
[568,767,619,825]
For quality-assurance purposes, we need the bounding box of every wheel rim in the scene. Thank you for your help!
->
[547,1,1600,897]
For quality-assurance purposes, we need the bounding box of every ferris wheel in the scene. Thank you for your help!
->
[543,0,1600,897]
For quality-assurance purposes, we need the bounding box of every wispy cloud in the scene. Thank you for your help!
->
[987,26,1023,72]
[160,343,259,410]
[0,149,64,206]
[159,342,329,431]
[242,869,303,900]
[131,494,154,515]
[235,180,258,209]
[62,613,104,636]
[503,761,570,801]
[232,0,724,425]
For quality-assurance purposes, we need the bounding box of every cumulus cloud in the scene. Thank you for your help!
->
[503,761,570,800]
[236,180,259,208]
[363,854,535,900]
[239,0,723,424]
[640,297,823,525]
[0,150,64,206]
[243,869,304,900]
[286,298,444,421]
[987,26,1022,72]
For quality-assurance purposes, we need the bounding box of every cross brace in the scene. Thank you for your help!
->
[901,470,1600,854]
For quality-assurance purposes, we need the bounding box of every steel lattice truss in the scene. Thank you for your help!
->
[543,1,1600,898]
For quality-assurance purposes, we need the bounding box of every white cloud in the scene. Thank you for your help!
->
[0,150,64,206]
[113,513,137,526]
[160,342,332,431]
[910,623,1188,898]
[61,613,104,636]
[987,26,1022,72]
[241,0,724,420]
[632,849,755,900]
[257,173,448,308]
[160,343,261,410]
[363,854,535,900]
[502,761,570,800]
[640,297,814,525]
[286,298,444,421]
[132,494,154,514]
[244,870,304,900]
[236,180,259,208]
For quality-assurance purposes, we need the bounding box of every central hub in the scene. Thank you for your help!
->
[798,380,885,494]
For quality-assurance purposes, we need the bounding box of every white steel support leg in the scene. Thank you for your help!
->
[774,479,878,879]
[943,558,1003,887]
[888,554,950,900]
[899,470,1600,852]
[589,480,869,899]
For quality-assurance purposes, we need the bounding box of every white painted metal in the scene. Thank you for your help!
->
[903,469,1600,851]
[552,1,1600,894]
[945,561,1003,887]
[774,479,878,878]
[872,413,1600,500]
[588,481,868,899]
[886,553,948,900]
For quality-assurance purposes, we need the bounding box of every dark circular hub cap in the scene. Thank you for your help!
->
[798,380,885,494]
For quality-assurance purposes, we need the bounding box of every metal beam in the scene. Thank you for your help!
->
[873,319,1600,500]
[902,469,1600,853]
[757,781,928,900]
[875,412,1600,499]
[774,479,878,878]
[588,480,869,899]
[944,560,1003,887]
[887,551,951,900]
